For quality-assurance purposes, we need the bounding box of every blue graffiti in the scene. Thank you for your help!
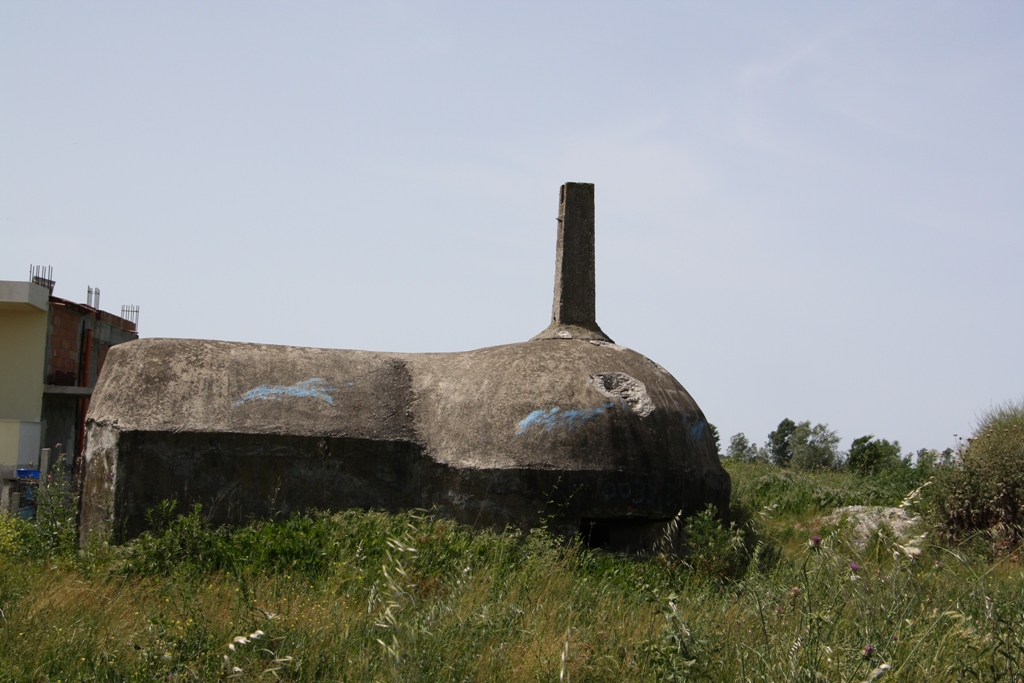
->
[234,378,337,406]
[515,403,613,435]
[688,420,706,441]
[601,481,648,505]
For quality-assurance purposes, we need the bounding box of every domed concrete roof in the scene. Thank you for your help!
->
[80,183,729,548]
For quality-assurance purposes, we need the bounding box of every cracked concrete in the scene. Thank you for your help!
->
[590,373,654,417]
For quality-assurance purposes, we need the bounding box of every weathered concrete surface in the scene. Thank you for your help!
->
[80,182,729,547]
[533,183,612,343]
[81,337,728,543]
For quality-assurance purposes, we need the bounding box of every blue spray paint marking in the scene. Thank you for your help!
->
[234,378,337,406]
[515,403,613,435]
[688,420,707,441]
[601,481,648,505]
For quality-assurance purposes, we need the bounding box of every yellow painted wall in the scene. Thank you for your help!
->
[0,421,20,467]
[0,309,47,421]
[0,420,43,468]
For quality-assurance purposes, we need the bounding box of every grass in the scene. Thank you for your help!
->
[1,461,1022,682]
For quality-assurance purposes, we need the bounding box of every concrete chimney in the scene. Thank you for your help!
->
[533,182,612,342]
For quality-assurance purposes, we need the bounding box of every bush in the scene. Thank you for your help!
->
[117,502,232,576]
[681,505,750,581]
[930,399,1024,552]
[0,512,30,557]
[24,463,80,559]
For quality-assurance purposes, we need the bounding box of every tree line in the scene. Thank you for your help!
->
[718,418,955,475]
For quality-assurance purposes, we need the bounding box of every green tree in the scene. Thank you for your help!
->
[709,423,722,458]
[847,435,901,475]
[727,432,760,461]
[914,447,956,474]
[789,421,841,470]
[767,418,797,467]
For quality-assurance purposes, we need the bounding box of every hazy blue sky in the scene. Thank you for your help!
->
[3,2,1022,454]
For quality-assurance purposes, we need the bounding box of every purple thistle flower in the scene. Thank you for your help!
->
[850,562,860,573]
[808,536,821,549]
[863,644,874,658]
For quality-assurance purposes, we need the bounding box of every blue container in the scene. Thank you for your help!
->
[16,469,40,480]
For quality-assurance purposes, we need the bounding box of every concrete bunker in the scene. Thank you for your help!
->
[80,183,730,549]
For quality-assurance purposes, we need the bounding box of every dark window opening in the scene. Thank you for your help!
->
[580,519,610,548]
[580,517,671,552]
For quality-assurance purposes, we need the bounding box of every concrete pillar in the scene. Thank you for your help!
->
[533,182,611,342]
[551,182,596,326]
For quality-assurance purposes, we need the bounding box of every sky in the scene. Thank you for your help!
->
[2,2,1022,455]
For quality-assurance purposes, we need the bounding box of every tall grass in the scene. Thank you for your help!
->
[726,459,926,520]
[1,463,1022,682]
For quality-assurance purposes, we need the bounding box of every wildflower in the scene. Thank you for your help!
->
[849,562,860,573]
[863,644,875,658]
[787,586,802,601]
[808,536,821,550]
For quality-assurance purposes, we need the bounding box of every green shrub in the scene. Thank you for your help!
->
[23,464,80,559]
[0,460,82,561]
[117,502,231,576]
[681,505,750,581]
[930,398,1024,552]
[0,512,29,557]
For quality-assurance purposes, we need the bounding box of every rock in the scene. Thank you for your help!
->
[821,505,924,551]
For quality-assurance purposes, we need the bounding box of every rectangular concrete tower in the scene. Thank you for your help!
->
[552,182,596,326]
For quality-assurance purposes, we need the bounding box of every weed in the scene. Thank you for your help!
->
[2,464,1024,681]
[20,458,79,559]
